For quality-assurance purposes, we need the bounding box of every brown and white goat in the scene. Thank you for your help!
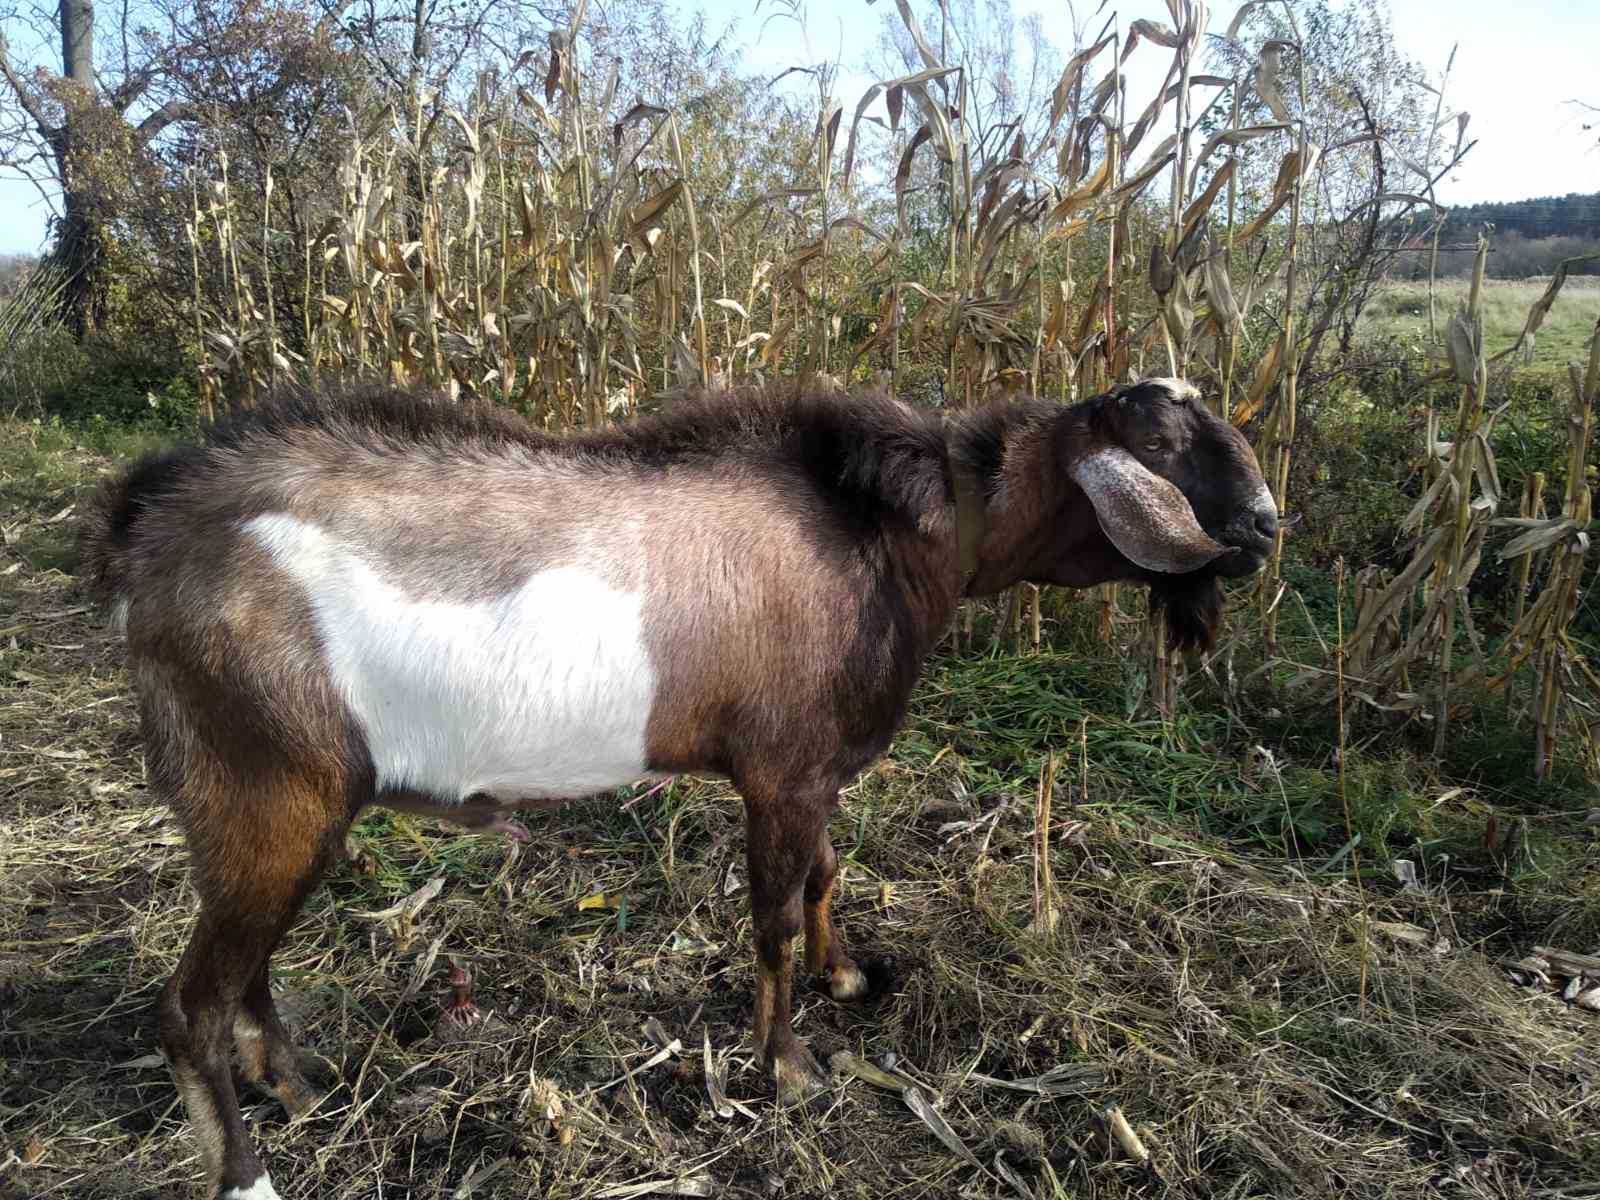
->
[82,376,1275,1199]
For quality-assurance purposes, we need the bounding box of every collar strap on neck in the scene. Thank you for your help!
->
[945,426,988,586]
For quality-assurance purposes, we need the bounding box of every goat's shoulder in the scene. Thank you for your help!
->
[948,395,1066,496]
[564,384,949,523]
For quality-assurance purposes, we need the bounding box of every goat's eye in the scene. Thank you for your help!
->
[1144,439,1166,454]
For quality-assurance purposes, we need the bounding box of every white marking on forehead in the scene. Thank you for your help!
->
[222,1173,283,1200]
[246,513,657,802]
[1137,376,1202,403]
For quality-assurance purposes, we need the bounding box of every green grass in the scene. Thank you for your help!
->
[904,629,1595,909]
[1362,275,1600,373]
[0,418,172,575]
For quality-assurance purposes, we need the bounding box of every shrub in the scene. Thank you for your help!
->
[38,338,200,432]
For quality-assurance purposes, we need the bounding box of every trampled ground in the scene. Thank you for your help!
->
[2,417,1598,1200]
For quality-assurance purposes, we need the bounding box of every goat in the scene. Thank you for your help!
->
[82,375,1276,1199]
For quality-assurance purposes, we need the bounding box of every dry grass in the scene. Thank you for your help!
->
[4,425,1600,1200]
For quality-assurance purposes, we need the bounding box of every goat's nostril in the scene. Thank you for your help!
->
[1253,509,1279,540]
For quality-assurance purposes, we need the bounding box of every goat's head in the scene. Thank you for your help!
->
[1070,377,1277,578]
[1061,377,1277,649]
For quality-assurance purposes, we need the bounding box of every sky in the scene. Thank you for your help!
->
[2,0,1596,254]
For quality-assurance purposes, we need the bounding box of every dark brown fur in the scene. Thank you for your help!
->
[83,377,1270,1197]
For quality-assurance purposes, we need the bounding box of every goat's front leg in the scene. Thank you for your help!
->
[804,828,868,1002]
[744,793,831,1101]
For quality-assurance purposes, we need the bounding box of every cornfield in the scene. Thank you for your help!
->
[180,0,1599,776]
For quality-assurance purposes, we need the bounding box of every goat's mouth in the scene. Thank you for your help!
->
[1208,492,1285,577]
[1213,543,1270,578]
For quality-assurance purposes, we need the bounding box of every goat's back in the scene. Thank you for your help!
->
[87,384,959,800]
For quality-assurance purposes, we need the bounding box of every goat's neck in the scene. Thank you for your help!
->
[956,403,1103,596]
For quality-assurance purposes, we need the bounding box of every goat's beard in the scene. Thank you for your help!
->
[1148,571,1223,653]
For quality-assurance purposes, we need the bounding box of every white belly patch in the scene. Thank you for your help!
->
[245,513,657,801]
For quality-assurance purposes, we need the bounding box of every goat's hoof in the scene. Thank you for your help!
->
[276,1078,326,1122]
[487,816,531,842]
[827,963,869,1003]
[215,1172,285,1200]
[287,1088,327,1122]
[771,1043,830,1104]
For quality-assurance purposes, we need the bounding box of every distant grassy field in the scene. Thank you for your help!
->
[1361,275,1600,374]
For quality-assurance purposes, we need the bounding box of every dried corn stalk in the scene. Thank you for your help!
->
[1289,235,1499,743]
[1490,319,1600,778]
[1289,246,1600,778]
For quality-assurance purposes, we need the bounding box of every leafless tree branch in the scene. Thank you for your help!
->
[0,29,61,138]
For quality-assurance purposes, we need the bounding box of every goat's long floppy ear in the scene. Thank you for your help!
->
[1069,446,1232,574]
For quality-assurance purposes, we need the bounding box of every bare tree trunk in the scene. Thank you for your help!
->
[59,0,91,86]
[56,0,107,337]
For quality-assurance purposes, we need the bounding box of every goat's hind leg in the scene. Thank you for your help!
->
[235,965,323,1120]
[745,791,833,1102]
[161,918,277,1200]
[160,771,348,1199]
[804,826,868,1002]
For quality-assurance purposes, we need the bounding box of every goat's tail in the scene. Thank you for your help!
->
[79,447,203,620]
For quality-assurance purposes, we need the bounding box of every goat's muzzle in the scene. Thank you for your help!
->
[1213,487,1281,578]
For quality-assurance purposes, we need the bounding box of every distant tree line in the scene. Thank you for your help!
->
[1442,192,1600,241]
[1390,192,1600,278]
